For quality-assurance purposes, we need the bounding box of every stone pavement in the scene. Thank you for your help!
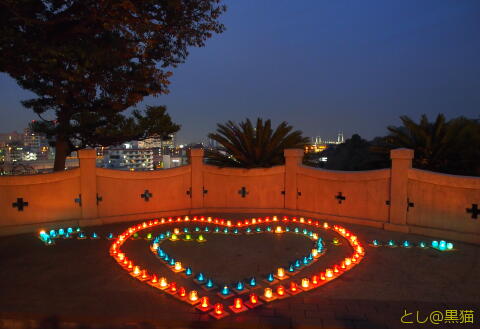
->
[0,213,479,329]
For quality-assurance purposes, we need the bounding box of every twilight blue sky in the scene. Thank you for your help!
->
[1,0,479,144]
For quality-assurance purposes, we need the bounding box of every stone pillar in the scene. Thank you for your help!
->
[385,148,414,233]
[284,149,304,210]
[78,149,98,220]
[190,148,204,209]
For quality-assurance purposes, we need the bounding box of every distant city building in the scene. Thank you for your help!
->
[305,132,345,154]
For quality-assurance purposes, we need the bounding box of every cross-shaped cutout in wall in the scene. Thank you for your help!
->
[238,186,248,198]
[335,192,346,204]
[12,198,28,211]
[141,190,153,201]
[407,198,414,212]
[466,204,479,219]
[186,187,192,198]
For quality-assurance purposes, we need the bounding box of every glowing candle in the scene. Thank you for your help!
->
[196,234,206,242]
[188,290,198,302]
[320,273,326,281]
[388,240,395,247]
[146,233,152,240]
[206,279,214,288]
[447,242,453,250]
[301,278,310,288]
[214,227,220,233]
[170,234,178,241]
[233,228,239,234]
[174,228,180,234]
[277,285,285,296]
[195,227,200,232]
[264,288,273,299]
[372,240,380,246]
[275,226,283,234]
[185,267,192,276]
[236,281,244,291]
[221,285,230,295]
[200,297,210,308]
[290,281,298,292]
[294,227,300,233]
[277,267,285,278]
[174,262,183,271]
[419,241,426,248]
[312,275,319,285]
[334,265,339,273]
[183,227,189,233]
[159,277,168,288]
[303,256,309,265]
[246,228,252,234]
[118,253,125,261]
[133,266,140,276]
[179,287,186,297]
[141,270,148,280]
[233,298,243,309]
[249,293,258,304]
[345,258,351,266]
[196,273,205,282]
[256,227,262,233]
[439,240,447,251]
[184,234,192,241]
[323,222,329,229]
[214,303,224,315]
[168,258,175,266]
[332,238,340,246]
[326,269,333,278]
[311,249,319,258]
[169,282,177,293]
[127,261,133,270]
[152,243,159,250]
[295,260,301,268]
[267,273,274,282]
[204,226,210,232]
[150,275,158,284]
[249,277,257,287]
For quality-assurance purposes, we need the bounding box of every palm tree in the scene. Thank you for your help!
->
[205,118,309,168]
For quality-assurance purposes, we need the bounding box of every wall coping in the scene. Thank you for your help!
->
[408,168,480,188]
[297,165,391,181]
[203,164,285,176]
[390,148,414,160]
[96,165,191,179]
[0,168,80,186]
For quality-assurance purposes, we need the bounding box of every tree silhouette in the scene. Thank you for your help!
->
[0,0,226,171]
[206,118,309,168]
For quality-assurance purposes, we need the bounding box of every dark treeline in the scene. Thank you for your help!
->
[305,114,480,177]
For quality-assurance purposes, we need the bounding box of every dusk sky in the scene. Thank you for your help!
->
[1,0,479,144]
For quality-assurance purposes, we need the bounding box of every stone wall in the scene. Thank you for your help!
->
[1,148,478,244]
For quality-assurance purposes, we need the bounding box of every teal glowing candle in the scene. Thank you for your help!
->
[159,233,165,240]
[50,230,57,237]
[214,227,220,233]
[204,226,210,232]
[107,233,114,239]
[302,228,308,235]
[439,240,447,251]
[303,256,309,265]
[195,227,200,232]
[78,232,85,239]
[256,227,262,233]
[67,227,73,234]
[165,231,171,237]
[158,249,165,258]
[164,254,170,262]
[419,241,426,248]
[169,258,175,266]
[447,242,453,250]
[223,227,229,234]
[267,273,274,282]
[64,233,70,239]
[206,279,214,288]
[58,229,65,236]
[295,260,301,268]
[246,228,252,233]
[233,228,239,234]
[185,267,192,276]
[307,254,313,262]
[183,227,189,233]
[388,240,395,247]
[221,285,230,295]
[196,273,205,282]
[372,240,380,246]
[432,240,439,248]
[266,226,272,232]
[294,227,299,233]
[249,277,257,286]
[402,240,410,248]
[236,281,244,290]
[285,227,290,232]
[288,264,295,272]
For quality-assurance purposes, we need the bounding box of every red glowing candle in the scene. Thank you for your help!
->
[214,303,224,315]
[150,275,158,284]
[320,273,326,281]
[277,285,285,296]
[334,265,339,273]
[141,269,148,279]
[200,297,209,308]
[233,298,243,309]
[290,281,298,292]
[249,293,258,304]
[312,275,319,285]
[179,287,186,297]
[169,282,177,293]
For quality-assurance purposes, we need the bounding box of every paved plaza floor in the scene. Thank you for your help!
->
[0,213,479,329]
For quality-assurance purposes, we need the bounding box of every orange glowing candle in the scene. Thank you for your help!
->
[127,261,133,270]
[277,267,285,278]
[264,288,273,298]
[326,269,333,278]
[345,258,351,266]
[174,261,183,271]
[141,269,148,279]
[118,253,125,261]
[133,266,140,276]
[275,226,283,234]
[188,290,198,302]
[159,277,168,288]
[311,249,319,258]
[301,278,310,288]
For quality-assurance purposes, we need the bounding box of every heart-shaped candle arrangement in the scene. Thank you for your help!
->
[149,225,325,293]
[109,216,365,319]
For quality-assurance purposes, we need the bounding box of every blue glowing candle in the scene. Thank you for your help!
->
[206,279,214,288]
[236,281,244,291]
[295,260,301,268]
[419,241,426,248]
[432,240,439,248]
[267,273,274,282]
[196,273,205,282]
[303,256,309,265]
[58,229,65,236]
[447,242,453,250]
[372,240,380,246]
[221,285,230,295]
[169,258,175,266]
[185,267,192,276]
[294,227,299,233]
[439,240,447,251]
[204,226,210,232]
[223,227,229,234]
[288,264,295,272]
[402,241,410,248]
[67,227,73,234]
[249,277,257,286]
